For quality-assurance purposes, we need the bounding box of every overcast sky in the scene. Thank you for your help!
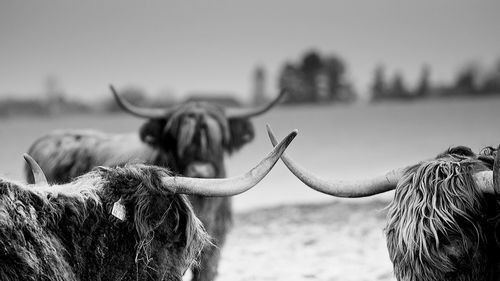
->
[1,0,499,102]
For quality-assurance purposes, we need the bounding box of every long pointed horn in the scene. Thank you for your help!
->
[161,128,298,196]
[109,84,169,119]
[266,124,404,198]
[267,125,495,197]
[23,153,48,186]
[225,89,287,119]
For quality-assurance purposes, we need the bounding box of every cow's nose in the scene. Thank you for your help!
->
[185,162,216,178]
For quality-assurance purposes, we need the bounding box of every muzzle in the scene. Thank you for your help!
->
[184,162,217,178]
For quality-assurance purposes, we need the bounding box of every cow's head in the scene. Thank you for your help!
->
[110,85,285,178]
[267,126,500,280]
[22,128,296,280]
[384,147,500,280]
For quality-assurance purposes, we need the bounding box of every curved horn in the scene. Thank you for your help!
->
[225,89,287,119]
[23,153,48,186]
[161,128,298,196]
[109,84,169,119]
[267,125,495,197]
[266,124,404,198]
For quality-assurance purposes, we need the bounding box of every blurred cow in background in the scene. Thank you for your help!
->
[25,86,285,281]
[268,125,500,281]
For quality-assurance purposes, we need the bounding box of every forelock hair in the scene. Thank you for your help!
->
[138,102,255,173]
[385,152,494,280]
[163,103,230,163]
[95,164,211,272]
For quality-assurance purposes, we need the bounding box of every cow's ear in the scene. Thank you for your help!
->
[224,118,255,154]
[139,119,166,147]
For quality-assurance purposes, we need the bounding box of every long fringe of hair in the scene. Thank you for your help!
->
[385,149,499,280]
[95,164,211,273]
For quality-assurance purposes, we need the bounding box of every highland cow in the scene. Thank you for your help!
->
[5,130,295,281]
[26,85,286,281]
[267,125,499,281]
[3,155,209,281]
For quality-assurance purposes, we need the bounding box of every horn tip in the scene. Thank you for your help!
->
[273,88,287,103]
[265,124,282,146]
[23,153,37,170]
[287,129,298,140]
[266,126,297,138]
[23,153,49,186]
[23,153,39,168]
[283,129,298,144]
[109,84,118,94]
[23,153,31,162]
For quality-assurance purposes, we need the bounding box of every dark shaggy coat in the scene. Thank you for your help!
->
[3,164,209,281]
[26,102,254,281]
[385,146,500,281]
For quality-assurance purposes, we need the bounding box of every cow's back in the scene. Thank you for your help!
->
[26,130,160,184]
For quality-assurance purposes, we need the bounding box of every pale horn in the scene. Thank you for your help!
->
[110,84,170,119]
[23,153,49,186]
[161,128,298,196]
[267,125,408,198]
[225,89,287,119]
[267,125,494,197]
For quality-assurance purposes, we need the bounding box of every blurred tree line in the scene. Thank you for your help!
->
[278,50,355,104]
[371,59,500,101]
[278,50,435,104]
[3,53,500,117]
[278,50,500,104]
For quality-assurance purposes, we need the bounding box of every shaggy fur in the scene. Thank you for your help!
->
[385,146,500,281]
[5,164,209,281]
[26,101,255,281]
[137,102,253,174]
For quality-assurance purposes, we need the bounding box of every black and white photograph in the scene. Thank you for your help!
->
[1,1,500,280]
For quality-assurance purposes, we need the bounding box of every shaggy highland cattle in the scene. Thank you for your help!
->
[267,125,500,281]
[25,85,285,281]
[4,130,296,281]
